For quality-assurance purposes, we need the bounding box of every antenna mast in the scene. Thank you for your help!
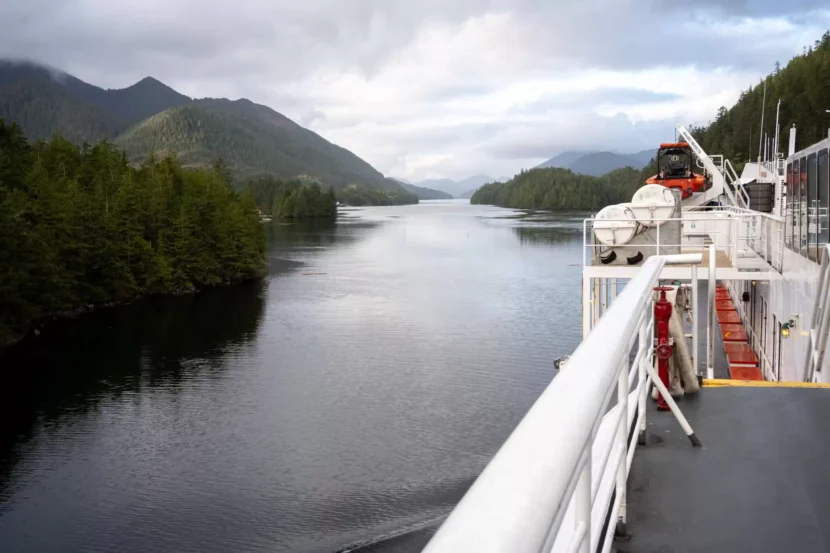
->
[758,80,767,163]
[774,99,781,158]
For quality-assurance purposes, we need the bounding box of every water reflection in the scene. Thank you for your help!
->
[266,217,378,250]
[0,282,265,487]
[512,225,583,246]
[0,203,586,553]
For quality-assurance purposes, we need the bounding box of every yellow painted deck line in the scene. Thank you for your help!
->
[703,378,830,389]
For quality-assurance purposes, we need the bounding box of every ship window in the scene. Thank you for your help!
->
[820,149,830,262]
[793,160,801,253]
[786,162,793,248]
[808,153,818,261]
[801,157,808,255]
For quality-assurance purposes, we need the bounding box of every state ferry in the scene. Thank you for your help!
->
[421,121,830,552]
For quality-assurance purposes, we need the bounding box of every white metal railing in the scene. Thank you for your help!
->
[760,158,785,180]
[676,125,734,207]
[690,206,786,272]
[423,254,702,553]
[583,216,732,266]
[584,270,705,380]
[723,159,751,209]
[805,244,830,382]
[583,211,784,273]
[723,158,740,183]
[676,124,768,211]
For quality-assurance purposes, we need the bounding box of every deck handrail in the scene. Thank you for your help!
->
[722,158,751,209]
[423,253,701,553]
[583,210,785,273]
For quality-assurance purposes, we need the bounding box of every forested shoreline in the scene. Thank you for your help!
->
[0,120,266,349]
[339,183,419,206]
[246,176,337,219]
[470,166,652,210]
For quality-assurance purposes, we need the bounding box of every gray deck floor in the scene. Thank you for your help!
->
[622,386,830,553]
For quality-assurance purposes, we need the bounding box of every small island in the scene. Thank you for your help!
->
[471,166,652,210]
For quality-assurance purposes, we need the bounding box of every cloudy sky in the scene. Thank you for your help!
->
[2,1,829,181]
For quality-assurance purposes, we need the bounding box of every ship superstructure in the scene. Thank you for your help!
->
[422,122,830,553]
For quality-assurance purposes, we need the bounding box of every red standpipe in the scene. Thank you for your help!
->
[653,286,674,411]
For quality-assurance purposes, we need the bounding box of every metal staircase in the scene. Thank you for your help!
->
[675,125,749,209]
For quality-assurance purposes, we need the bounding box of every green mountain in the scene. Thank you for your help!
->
[116,104,308,175]
[192,97,403,191]
[97,76,191,125]
[114,102,403,192]
[536,151,595,169]
[0,60,190,128]
[0,78,122,143]
[628,149,658,167]
[694,31,830,162]
[536,150,655,176]
[567,151,648,176]
[0,60,414,202]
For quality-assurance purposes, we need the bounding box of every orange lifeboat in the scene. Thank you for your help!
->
[645,142,707,199]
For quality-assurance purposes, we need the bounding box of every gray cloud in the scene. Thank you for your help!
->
[510,88,682,115]
[1,1,482,87]
[0,0,828,180]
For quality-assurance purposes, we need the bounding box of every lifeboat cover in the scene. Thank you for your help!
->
[594,205,637,246]
[629,184,677,227]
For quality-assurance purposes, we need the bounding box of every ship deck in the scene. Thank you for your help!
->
[621,280,830,552]
[357,279,827,553]
[585,247,779,281]
[623,383,830,553]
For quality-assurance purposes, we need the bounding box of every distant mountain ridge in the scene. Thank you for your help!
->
[405,174,499,198]
[0,78,123,143]
[394,180,453,200]
[536,151,595,169]
[0,59,413,199]
[536,149,656,176]
[0,61,191,127]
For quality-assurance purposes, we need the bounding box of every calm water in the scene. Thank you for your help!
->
[0,200,585,553]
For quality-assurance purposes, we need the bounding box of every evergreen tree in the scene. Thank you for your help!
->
[470,166,648,210]
[248,176,340,219]
[0,121,266,348]
[694,31,830,159]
